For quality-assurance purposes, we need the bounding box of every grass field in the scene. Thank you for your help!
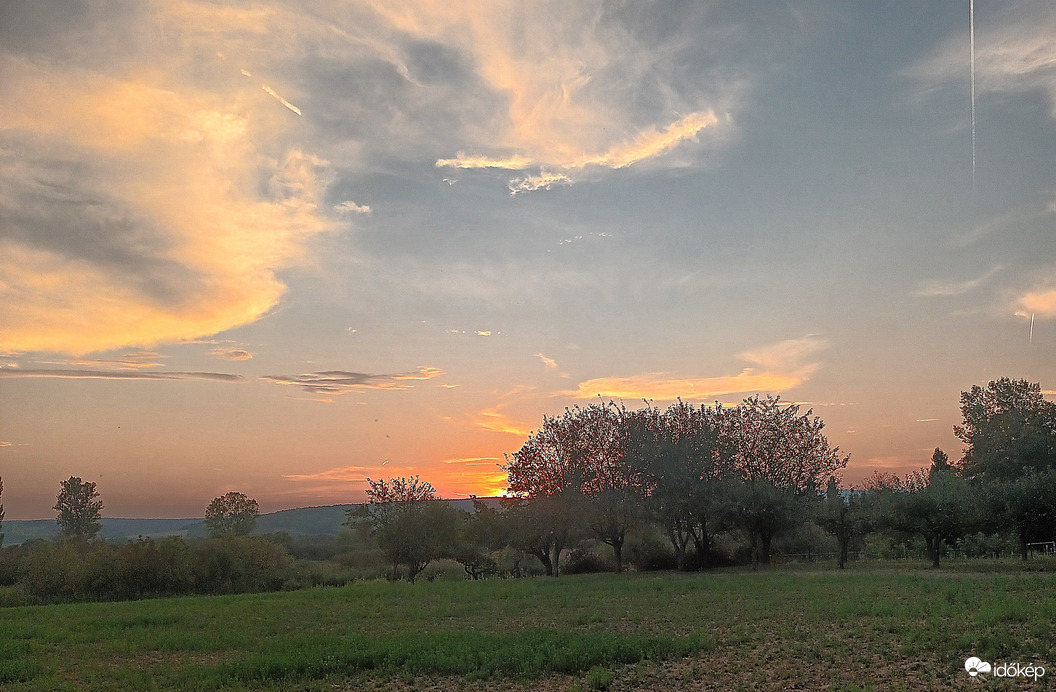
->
[1,560,1054,691]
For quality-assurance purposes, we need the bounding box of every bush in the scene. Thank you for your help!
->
[564,547,614,575]
[191,536,294,594]
[626,534,677,572]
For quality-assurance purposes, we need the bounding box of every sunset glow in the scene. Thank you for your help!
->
[1,1,1055,519]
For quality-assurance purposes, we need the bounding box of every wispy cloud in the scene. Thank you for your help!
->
[365,2,735,192]
[211,347,253,361]
[68,352,164,369]
[442,456,502,466]
[262,366,442,394]
[474,408,534,437]
[508,171,573,195]
[0,369,241,382]
[283,465,373,482]
[574,336,826,401]
[535,353,558,370]
[914,267,1002,297]
[910,1,1056,119]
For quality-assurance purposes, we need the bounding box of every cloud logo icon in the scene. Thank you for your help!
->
[965,657,992,676]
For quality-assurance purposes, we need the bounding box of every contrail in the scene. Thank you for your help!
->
[1030,313,1034,343]
[262,84,304,115]
[970,0,976,190]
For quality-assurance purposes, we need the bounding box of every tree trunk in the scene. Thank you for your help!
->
[838,535,849,570]
[1018,528,1029,561]
[925,535,940,568]
[759,532,773,565]
[530,548,553,576]
[612,538,624,573]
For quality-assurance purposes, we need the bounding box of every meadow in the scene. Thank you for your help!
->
[1,560,1054,691]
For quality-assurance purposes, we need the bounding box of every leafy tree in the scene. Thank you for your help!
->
[818,477,868,569]
[504,404,623,575]
[204,492,260,538]
[54,476,103,541]
[986,469,1056,560]
[869,461,974,568]
[452,498,508,580]
[955,378,1056,482]
[347,476,459,582]
[624,402,721,570]
[719,395,848,564]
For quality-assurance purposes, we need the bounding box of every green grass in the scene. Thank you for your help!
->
[1,561,1054,690]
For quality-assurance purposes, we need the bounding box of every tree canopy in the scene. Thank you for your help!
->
[204,492,260,538]
[955,378,1056,481]
[54,476,104,541]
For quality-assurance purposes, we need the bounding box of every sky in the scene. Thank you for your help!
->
[1,0,1055,519]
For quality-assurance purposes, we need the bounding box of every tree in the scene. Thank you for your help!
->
[347,476,459,582]
[955,378,1056,482]
[870,462,974,568]
[624,402,722,570]
[54,476,104,541]
[204,492,260,538]
[818,477,868,569]
[452,498,509,580]
[719,395,849,564]
[986,469,1056,560]
[0,476,5,548]
[503,404,622,575]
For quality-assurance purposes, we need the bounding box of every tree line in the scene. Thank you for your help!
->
[350,379,1056,579]
[2,377,1053,602]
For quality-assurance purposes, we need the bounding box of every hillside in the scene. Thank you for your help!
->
[1,497,504,545]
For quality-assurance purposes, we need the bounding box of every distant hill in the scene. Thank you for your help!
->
[1,498,505,545]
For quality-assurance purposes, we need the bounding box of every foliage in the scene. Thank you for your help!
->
[452,499,509,580]
[864,460,975,568]
[203,491,260,538]
[818,477,868,568]
[955,378,1056,481]
[984,469,1056,560]
[53,476,103,542]
[347,476,460,582]
[624,401,721,570]
[0,476,4,548]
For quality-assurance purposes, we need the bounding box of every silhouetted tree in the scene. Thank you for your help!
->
[504,404,622,575]
[818,477,868,569]
[347,476,459,582]
[452,498,509,580]
[986,469,1056,560]
[955,378,1056,482]
[870,461,974,568]
[624,402,722,570]
[54,476,103,541]
[204,492,260,538]
[719,395,848,564]
[0,476,5,548]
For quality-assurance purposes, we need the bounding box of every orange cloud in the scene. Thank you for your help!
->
[475,408,534,437]
[1019,289,1056,317]
[0,43,334,355]
[574,370,802,401]
[574,336,826,402]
